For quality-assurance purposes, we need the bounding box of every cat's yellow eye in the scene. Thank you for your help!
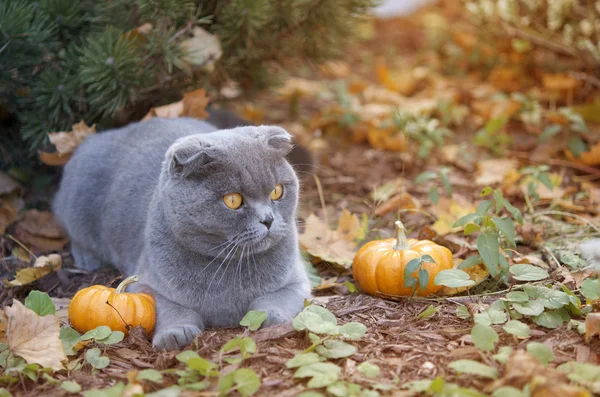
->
[223,193,243,209]
[270,184,284,201]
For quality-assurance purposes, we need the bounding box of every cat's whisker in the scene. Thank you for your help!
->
[205,242,239,292]
[195,238,239,279]
[209,233,242,252]
[216,244,240,289]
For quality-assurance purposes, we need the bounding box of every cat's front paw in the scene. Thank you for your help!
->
[261,308,293,328]
[152,324,202,351]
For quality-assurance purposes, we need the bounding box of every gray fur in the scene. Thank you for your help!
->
[53,118,311,350]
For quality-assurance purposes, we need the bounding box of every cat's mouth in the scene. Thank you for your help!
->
[237,228,281,253]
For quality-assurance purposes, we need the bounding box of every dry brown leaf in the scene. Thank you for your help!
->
[488,65,524,92]
[585,313,600,343]
[142,88,209,121]
[277,78,324,98]
[375,63,419,96]
[367,124,408,152]
[182,88,210,119]
[14,210,69,253]
[319,61,350,78]
[489,350,568,391]
[0,315,6,344]
[0,195,18,235]
[475,158,519,186]
[530,376,592,397]
[5,299,66,370]
[40,121,96,166]
[542,73,579,91]
[298,210,365,269]
[430,195,477,236]
[567,141,600,166]
[4,254,62,287]
[242,105,265,125]
[375,192,420,217]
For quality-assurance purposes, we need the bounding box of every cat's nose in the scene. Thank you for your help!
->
[260,215,274,230]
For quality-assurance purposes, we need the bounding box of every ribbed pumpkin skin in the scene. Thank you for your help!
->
[353,235,453,297]
[68,283,156,335]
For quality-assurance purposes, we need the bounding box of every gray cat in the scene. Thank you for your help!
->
[53,118,312,350]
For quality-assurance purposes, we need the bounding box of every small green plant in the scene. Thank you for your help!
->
[415,167,453,204]
[453,187,523,280]
[392,112,453,158]
[539,107,590,156]
[473,116,512,155]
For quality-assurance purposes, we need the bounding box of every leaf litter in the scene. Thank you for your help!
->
[4,1,600,396]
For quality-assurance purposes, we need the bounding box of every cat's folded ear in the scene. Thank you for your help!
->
[259,126,293,157]
[165,136,218,177]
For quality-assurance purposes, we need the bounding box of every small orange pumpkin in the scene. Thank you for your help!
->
[68,275,156,335]
[352,221,453,297]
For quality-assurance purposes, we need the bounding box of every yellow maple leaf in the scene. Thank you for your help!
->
[5,300,66,370]
[39,121,96,166]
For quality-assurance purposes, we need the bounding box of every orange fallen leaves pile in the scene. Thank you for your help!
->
[143,88,210,121]
[39,121,96,166]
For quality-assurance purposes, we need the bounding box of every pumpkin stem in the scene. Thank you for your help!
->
[393,220,410,250]
[116,275,139,294]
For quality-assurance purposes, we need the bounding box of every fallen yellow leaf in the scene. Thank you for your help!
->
[298,210,366,269]
[475,158,519,186]
[142,88,210,121]
[430,196,476,236]
[39,121,96,166]
[5,299,66,370]
[4,254,62,287]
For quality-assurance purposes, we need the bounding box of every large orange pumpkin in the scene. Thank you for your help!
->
[353,221,453,297]
[68,275,156,335]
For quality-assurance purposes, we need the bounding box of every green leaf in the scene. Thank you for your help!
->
[146,386,181,397]
[464,223,480,235]
[456,305,471,319]
[176,351,200,364]
[474,309,507,326]
[221,337,256,358]
[509,264,549,281]
[293,306,338,334]
[526,342,554,365]
[418,268,429,292]
[0,389,12,397]
[459,254,483,269]
[233,368,261,397]
[485,116,508,134]
[476,200,493,215]
[532,310,566,329]
[503,320,530,337]
[137,369,163,383]
[24,291,56,316]
[503,199,523,224]
[493,386,527,397]
[440,169,452,196]
[336,322,367,340]
[558,362,600,384]
[434,269,475,288]
[539,124,562,142]
[298,393,325,397]
[83,383,125,397]
[524,286,570,309]
[415,171,437,184]
[85,348,110,369]
[491,217,515,247]
[428,187,440,204]
[286,353,322,368]
[96,331,124,345]
[471,324,498,352]
[493,189,504,214]
[512,300,545,316]
[218,372,235,395]
[568,137,588,157]
[326,382,348,397]
[493,346,513,364]
[480,187,493,197]
[59,326,81,356]
[568,319,585,335]
[581,279,600,301]
[81,326,112,341]
[357,362,380,378]
[344,281,358,293]
[503,291,529,303]
[404,258,421,281]
[448,359,498,379]
[183,381,209,391]
[477,232,500,274]
[538,172,553,190]
[315,340,357,358]
[240,311,267,331]
[454,213,483,228]
[61,381,82,394]
[294,363,341,388]
[417,305,439,319]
